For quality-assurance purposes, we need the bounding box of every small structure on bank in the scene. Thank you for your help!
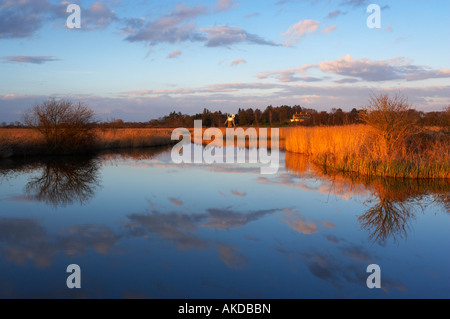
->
[225,114,236,128]
[290,112,311,123]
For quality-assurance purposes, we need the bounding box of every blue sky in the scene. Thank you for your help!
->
[0,0,449,122]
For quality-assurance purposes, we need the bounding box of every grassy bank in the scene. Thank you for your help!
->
[285,125,449,179]
[0,128,175,158]
[0,127,285,158]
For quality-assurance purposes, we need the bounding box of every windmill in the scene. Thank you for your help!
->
[224,114,236,128]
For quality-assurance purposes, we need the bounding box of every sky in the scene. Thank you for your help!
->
[0,0,449,123]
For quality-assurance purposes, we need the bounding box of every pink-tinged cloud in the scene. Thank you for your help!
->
[169,198,183,207]
[83,1,118,30]
[283,20,320,45]
[322,221,336,228]
[1,93,29,100]
[121,82,282,96]
[257,64,318,82]
[231,58,246,66]
[216,244,246,269]
[282,209,318,235]
[216,0,235,12]
[231,190,247,197]
[340,245,373,263]
[167,49,182,59]
[323,25,337,33]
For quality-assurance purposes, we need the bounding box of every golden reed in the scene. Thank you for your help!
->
[0,128,174,158]
[284,125,449,179]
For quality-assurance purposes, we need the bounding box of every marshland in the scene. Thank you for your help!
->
[0,94,449,298]
[1,94,449,179]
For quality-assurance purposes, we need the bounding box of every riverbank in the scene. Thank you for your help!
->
[284,125,449,179]
[0,128,175,158]
[0,127,288,159]
[2,126,449,179]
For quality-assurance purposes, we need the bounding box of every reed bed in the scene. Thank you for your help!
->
[0,128,175,158]
[285,125,450,179]
[0,129,46,158]
[95,128,174,150]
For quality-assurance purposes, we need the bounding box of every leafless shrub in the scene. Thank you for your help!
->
[361,93,422,158]
[23,98,96,153]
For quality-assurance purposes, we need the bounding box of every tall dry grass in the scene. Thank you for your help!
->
[95,128,174,150]
[0,128,46,157]
[285,125,450,179]
[0,128,175,158]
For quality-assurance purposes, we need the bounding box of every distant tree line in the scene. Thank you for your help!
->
[96,105,450,128]
[3,104,449,129]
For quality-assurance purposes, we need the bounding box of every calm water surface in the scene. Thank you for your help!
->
[0,145,448,299]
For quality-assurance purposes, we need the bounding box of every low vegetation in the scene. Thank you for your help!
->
[0,128,175,158]
[285,94,449,179]
[0,99,175,158]
[23,98,96,154]
[1,95,449,180]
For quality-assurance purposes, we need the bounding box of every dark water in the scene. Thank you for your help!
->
[0,145,448,299]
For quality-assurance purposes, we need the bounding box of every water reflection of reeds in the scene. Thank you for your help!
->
[97,145,172,163]
[0,156,100,207]
[285,151,450,244]
[0,147,171,208]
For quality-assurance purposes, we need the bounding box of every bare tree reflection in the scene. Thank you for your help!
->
[1,147,172,208]
[358,178,449,244]
[285,151,450,244]
[435,192,450,213]
[358,196,416,244]
[24,157,100,207]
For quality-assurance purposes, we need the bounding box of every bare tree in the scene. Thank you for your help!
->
[24,98,96,153]
[361,93,422,158]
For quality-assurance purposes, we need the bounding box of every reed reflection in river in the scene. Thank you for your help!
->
[1,146,447,245]
[0,147,171,208]
[285,151,450,244]
[0,145,448,298]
